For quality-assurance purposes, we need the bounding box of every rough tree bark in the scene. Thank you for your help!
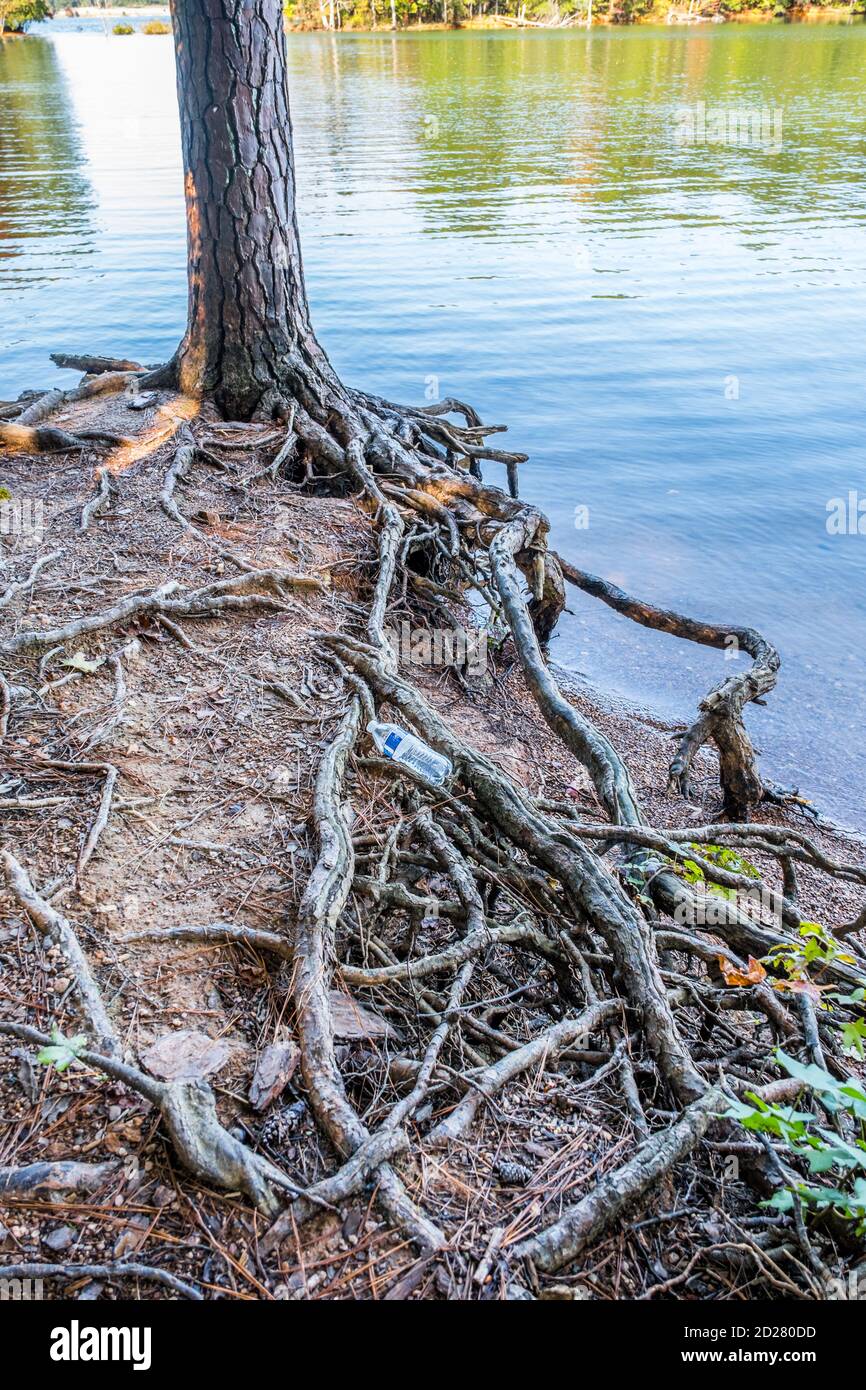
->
[169,0,342,419]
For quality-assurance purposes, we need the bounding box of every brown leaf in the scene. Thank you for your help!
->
[249,1040,300,1112]
[717,955,767,987]
[329,990,397,1042]
[113,1216,150,1259]
[140,1030,230,1082]
[773,977,824,1002]
[102,1130,129,1156]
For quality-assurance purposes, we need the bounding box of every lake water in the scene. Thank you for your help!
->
[1,22,865,828]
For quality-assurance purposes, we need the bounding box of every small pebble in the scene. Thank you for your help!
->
[43,1225,74,1252]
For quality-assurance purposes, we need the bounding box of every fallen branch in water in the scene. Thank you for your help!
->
[555,554,780,819]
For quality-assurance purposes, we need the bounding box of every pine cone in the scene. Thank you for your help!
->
[495,1160,532,1186]
[260,1100,307,1150]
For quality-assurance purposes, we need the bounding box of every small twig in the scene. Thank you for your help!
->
[0,551,62,611]
[1,850,120,1054]
[79,468,114,532]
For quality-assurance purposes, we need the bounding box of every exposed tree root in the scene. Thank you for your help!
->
[0,568,321,656]
[76,762,118,877]
[79,467,115,532]
[3,352,865,1298]
[51,353,147,375]
[323,635,707,1106]
[0,1021,303,1218]
[0,1160,119,1198]
[0,1261,203,1300]
[428,1000,621,1145]
[0,422,130,454]
[512,1086,725,1276]
[555,555,780,818]
[2,851,120,1056]
[288,699,448,1255]
[0,551,61,612]
[160,426,230,528]
[0,671,11,738]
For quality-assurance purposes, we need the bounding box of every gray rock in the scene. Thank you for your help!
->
[43,1224,74,1252]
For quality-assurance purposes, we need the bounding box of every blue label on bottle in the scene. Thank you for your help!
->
[384,732,401,757]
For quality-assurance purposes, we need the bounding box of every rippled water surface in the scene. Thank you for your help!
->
[2,23,865,826]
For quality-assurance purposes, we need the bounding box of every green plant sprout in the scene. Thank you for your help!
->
[36,1025,89,1073]
[726,1049,866,1235]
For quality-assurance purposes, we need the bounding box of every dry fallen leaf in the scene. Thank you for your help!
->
[249,1039,300,1112]
[717,955,767,987]
[772,977,824,1003]
[329,990,397,1042]
[62,652,105,675]
[141,1030,230,1082]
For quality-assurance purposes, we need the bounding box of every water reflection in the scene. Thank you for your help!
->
[1,25,864,826]
[0,36,94,288]
[0,31,186,385]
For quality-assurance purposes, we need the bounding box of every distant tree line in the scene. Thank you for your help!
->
[1,0,860,36]
[286,0,863,26]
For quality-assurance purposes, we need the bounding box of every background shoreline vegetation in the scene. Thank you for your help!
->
[1,0,864,35]
[282,0,866,29]
[0,1,51,35]
[286,1,866,29]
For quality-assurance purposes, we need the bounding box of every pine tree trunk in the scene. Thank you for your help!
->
[169,0,335,419]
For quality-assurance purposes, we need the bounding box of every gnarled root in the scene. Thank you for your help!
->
[287,697,448,1256]
[0,1023,298,1218]
[556,555,780,819]
[6,350,862,1297]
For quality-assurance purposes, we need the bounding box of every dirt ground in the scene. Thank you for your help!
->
[1,386,863,1300]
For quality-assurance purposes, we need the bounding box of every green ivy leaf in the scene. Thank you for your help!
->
[840,1018,866,1060]
[775,1049,842,1109]
[763,1190,796,1213]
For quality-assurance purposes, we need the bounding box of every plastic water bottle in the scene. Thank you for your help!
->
[367,721,452,787]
